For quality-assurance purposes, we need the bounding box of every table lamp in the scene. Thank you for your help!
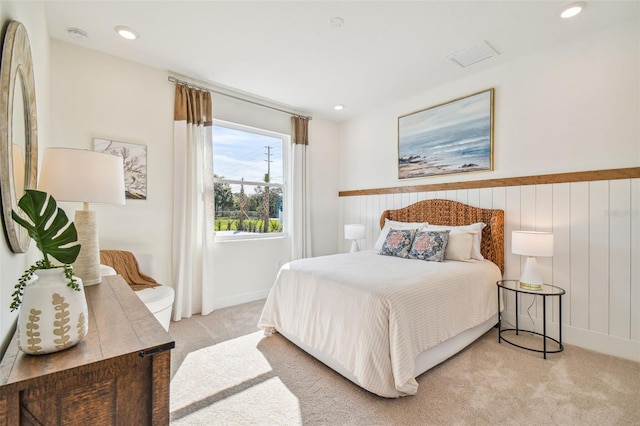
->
[38,148,125,285]
[344,224,365,253]
[512,231,554,291]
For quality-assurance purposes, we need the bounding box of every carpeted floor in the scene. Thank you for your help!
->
[168,300,640,425]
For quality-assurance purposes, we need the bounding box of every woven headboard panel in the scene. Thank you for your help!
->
[379,199,504,274]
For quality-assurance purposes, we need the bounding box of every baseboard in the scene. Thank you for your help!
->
[500,312,639,362]
[561,326,640,363]
[212,289,270,311]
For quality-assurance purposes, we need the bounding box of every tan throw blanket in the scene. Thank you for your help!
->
[99,250,161,291]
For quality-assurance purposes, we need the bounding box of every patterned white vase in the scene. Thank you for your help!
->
[17,268,89,355]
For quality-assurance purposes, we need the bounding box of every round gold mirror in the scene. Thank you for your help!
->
[0,21,38,253]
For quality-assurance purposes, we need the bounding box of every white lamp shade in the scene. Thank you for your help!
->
[38,148,126,205]
[512,231,554,257]
[344,224,365,240]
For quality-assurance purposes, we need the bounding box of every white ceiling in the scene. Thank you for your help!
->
[43,1,638,121]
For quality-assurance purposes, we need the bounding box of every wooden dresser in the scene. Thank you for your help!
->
[0,275,175,425]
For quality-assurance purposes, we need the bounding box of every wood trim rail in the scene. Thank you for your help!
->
[339,167,640,197]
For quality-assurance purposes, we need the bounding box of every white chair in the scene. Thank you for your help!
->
[99,253,174,332]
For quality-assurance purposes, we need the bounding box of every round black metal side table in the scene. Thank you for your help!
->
[497,279,565,359]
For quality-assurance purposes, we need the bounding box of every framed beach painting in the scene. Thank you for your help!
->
[93,138,147,200]
[398,88,494,179]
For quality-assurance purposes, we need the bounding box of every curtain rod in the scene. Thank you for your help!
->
[168,76,312,120]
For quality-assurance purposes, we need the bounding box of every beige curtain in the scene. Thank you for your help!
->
[172,84,216,320]
[291,115,309,145]
[291,116,312,259]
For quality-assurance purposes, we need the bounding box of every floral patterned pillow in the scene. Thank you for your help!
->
[380,229,417,258]
[408,230,450,262]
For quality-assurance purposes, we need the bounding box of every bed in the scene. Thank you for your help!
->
[258,199,504,398]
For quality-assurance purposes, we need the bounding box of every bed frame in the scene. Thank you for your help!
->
[380,199,504,274]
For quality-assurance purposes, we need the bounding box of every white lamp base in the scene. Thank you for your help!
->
[73,209,101,286]
[349,240,360,253]
[519,256,543,291]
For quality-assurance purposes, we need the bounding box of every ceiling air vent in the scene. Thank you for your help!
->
[447,41,498,68]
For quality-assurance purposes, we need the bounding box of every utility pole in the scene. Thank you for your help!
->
[264,145,272,178]
[262,146,272,233]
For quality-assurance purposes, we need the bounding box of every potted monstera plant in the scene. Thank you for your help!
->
[11,189,89,355]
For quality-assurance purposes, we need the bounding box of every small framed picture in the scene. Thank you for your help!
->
[94,138,147,200]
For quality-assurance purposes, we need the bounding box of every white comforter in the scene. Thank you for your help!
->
[258,250,501,398]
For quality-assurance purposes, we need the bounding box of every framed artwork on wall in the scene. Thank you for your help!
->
[93,138,147,200]
[398,88,494,179]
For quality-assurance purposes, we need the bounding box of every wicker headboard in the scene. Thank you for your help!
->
[379,199,504,274]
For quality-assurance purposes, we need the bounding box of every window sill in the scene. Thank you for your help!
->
[214,232,290,243]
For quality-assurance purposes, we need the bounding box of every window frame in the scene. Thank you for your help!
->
[212,119,289,242]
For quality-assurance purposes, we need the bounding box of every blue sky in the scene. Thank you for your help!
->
[213,125,283,184]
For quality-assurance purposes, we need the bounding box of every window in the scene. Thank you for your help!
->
[212,120,288,240]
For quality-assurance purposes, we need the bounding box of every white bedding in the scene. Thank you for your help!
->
[258,250,501,398]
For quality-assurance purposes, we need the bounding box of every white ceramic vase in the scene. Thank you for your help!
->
[17,268,89,355]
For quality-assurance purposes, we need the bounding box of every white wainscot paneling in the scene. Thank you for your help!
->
[569,182,590,330]
[632,179,640,342]
[552,183,571,327]
[609,179,631,340]
[339,178,640,361]
[589,181,610,335]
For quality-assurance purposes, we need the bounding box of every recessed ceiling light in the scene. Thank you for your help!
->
[115,26,139,40]
[67,28,88,41]
[334,104,345,111]
[560,2,586,19]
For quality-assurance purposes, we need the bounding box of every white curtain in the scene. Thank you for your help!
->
[291,116,312,259]
[172,85,215,320]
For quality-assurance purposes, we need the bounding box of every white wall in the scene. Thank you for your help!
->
[339,19,639,191]
[50,42,340,314]
[0,3,51,352]
[338,19,639,361]
[50,40,175,286]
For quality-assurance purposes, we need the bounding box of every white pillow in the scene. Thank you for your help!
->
[427,222,486,260]
[442,229,476,261]
[374,219,427,251]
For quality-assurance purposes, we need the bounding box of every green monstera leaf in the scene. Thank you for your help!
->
[11,190,81,266]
